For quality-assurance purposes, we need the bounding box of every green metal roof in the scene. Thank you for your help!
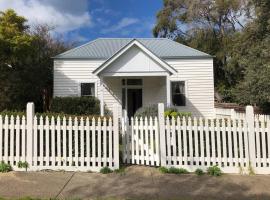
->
[54,38,212,59]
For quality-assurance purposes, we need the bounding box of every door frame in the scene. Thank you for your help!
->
[122,78,143,117]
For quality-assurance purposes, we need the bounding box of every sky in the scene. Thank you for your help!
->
[0,0,163,44]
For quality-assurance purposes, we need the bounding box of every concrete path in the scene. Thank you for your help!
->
[0,166,270,200]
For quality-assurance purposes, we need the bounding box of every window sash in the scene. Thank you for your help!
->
[81,83,95,97]
[171,81,186,106]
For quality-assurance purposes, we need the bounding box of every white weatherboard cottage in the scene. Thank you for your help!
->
[53,38,214,118]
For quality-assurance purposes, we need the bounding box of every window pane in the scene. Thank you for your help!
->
[122,79,126,85]
[127,79,142,85]
[171,81,185,106]
[122,88,126,109]
[81,83,95,96]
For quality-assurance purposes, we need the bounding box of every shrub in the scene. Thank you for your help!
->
[50,97,100,115]
[18,161,29,171]
[207,165,222,176]
[170,111,178,118]
[168,167,188,174]
[134,104,158,118]
[195,168,204,176]
[100,166,113,174]
[159,166,169,173]
[0,161,12,172]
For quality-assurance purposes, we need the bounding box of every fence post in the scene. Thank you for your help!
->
[158,103,166,166]
[26,102,35,169]
[246,105,256,172]
[113,104,119,169]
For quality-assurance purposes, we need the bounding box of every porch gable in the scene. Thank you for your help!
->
[93,40,177,76]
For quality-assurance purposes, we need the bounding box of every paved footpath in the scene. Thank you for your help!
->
[0,166,270,200]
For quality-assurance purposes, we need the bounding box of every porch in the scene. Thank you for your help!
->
[100,76,170,117]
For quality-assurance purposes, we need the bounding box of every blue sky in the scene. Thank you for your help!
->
[0,0,163,43]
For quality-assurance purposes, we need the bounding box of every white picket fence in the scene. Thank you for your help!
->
[2,102,270,174]
[0,103,119,172]
[122,104,270,174]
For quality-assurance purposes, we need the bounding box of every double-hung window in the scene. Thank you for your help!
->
[81,83,95,97]
[171,81,186,106]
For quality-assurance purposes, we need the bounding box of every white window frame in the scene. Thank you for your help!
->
[170,80,188,107]
[78,81,97,97]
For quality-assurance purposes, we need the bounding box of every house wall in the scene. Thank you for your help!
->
[54,58,214,118]
[167,59,215,118]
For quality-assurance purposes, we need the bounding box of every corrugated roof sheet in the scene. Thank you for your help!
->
[54,38,212,59]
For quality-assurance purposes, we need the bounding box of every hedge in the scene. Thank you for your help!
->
[50,96,100,115]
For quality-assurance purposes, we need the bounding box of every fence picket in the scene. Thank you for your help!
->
[15,116,20,163]
[63,117,67,166]
[40,116,44,166]
[10,116,14,165]
[86,117,90,167]
[205,119,210,166]
[45,117,50,166]
[4,115,8,163]
[56,116,61,166]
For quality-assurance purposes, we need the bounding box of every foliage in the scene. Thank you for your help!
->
[153,0,250,96]
[164,109,192,118]
[17,161,29,171]
[100,166,113,174]
[114,166,126,175]
[50,97,100,115]
[0,9,71,112]
[207,165,222,176]
[195,168,204,176]
[159,167,188,174]
[0,161,12,172]
[159,166,169,173]
[168,167,188,174]
[134,104,158,118]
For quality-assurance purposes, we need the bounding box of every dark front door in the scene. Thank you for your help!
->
[127,89,142,118]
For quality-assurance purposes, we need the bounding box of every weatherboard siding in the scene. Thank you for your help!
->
[166,58,215,118]
[54,58,214,118]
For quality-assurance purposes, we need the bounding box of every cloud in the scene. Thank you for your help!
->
[0,0,92,33]
[101,17,139,34]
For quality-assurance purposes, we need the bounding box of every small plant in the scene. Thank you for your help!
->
[207,165,222,176]
[17,161,29,171]
[195,168,204,176]
[168,167,188,174]
[159,166,169,173]
[100,166,113,174]
[248,163,255,175]
[0,161,12,172]
[114,166,126,175]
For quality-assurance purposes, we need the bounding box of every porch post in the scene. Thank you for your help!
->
[166,75,171,107]
[100,77,104,116]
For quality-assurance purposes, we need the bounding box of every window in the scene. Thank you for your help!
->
[171,81,186,106]
[81,83,95,97]
[122,79,142,86]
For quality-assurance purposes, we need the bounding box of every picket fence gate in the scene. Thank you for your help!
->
[0,103,119,172]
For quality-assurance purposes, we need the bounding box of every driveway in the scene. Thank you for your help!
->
[0,166,270,200]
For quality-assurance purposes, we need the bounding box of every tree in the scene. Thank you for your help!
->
[232,0,270,111]
[0,9,70,112]
[153,0,250,100]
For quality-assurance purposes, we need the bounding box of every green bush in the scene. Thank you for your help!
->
[168,167,188,174]
[207,165,222,176]
[159,166,169,173]
[0,161,12,172]
[195,168,204,176]
[18,161,29,171]
[134,104,158,118]
[100,166,113,174]
[50,97,100,115]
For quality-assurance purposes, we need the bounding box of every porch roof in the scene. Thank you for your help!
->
[93,39,177,76]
